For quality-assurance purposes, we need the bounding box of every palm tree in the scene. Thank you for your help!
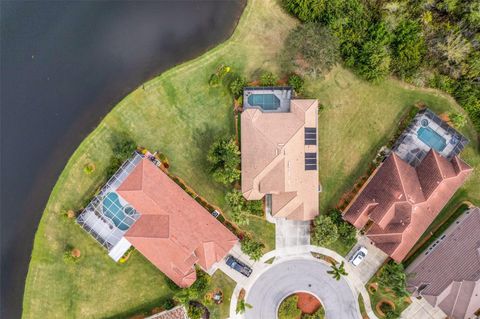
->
[327,261,348,280]
[236,299,253,314]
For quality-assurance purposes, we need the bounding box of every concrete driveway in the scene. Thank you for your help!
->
[346,236,388,283]
[275,218,310,256]
[244,258,360,319]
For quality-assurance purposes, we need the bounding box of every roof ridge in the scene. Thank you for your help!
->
[391,154,409,200]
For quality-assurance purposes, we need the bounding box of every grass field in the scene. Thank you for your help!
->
[23,0,480,318]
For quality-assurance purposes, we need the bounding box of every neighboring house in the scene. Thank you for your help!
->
[145,305,188,319]
[77,153,238,287]
[241,87,319,221]
[343,109,472,262]
[406,207,480,319]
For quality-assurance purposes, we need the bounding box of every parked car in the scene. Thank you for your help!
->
[349,246,368,266]
[225,255,252,277]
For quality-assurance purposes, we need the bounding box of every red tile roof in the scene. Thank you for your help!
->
[343,150,472,262]
[117,158,238,287]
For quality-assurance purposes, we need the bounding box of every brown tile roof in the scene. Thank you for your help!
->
[241,99,319,220]
[343,150,472,262]
[117,158,238,287]
[406,207,480,319]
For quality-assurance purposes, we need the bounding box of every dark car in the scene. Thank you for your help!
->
[225,255,252,277]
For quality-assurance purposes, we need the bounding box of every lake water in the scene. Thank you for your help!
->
[0,1,245,317]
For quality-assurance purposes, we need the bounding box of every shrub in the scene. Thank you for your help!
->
[329,210,357,246]
[378,261,408,297]
[283,23,339,78]
[278,295,301,319]
[187,304,203,319]
[83,163,95,175]
[259,71,278,86]
[241,237,265,261]
[245,200,263,216]
[449,112,467,128]
[106,135,136,177]
[311,215,338,246]
[207,137,240,185]
[228,75,247,98]
[288,74,304,94]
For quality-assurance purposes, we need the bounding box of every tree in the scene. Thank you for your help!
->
[207,137,240,185]
[225,190,244,212]
[302,307,326,319]
[378,261,408,297]
[259,71,278,86]
[281,0,323,22]
[384,308,401,319]
[236,299,253,314]
[435,31,473,79]
[327,261,348,280]
[106,135,136,177]
[283,23,340,78]
[241,237,265,261]
[355,22,392,82]
[278,295,302,319]
[311,215,338,246]
[390,20,426,78]
[225,190,263,225]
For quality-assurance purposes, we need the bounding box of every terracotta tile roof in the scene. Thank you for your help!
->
[406,207,480,319]
[117,158,238,287]
[343,150,472,262]
[241,99,319,220]
[145,305,188,319]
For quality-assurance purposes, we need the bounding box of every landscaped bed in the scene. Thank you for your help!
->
[278,293,324,319]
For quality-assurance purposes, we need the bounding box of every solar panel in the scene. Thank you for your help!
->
[305,158,316,164]
[305,164,317,171]
[305,139,316,145]
[305,127,316,133]
[305,133,317,139]
[305,152,316,159]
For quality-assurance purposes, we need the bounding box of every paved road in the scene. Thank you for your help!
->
[245,259,360,319]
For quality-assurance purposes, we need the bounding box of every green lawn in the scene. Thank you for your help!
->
[23,1,295,318]
[23,0,480,317]
[306,67,480,213]
[207,272,236,319]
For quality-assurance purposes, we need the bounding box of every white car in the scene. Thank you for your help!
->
[349,246,368,266]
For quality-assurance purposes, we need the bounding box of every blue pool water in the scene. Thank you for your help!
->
[417,126,447,152]
[247,93,280,110]
[103,192,134,231]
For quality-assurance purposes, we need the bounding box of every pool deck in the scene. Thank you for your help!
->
[243,86,292,113]
[392,109,469,167]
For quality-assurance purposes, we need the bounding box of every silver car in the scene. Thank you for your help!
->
[349,246,368,266]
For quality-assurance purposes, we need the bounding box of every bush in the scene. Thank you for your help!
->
[207,137,240,185]
[288,74,304,94]
[189,269,210,296]
[311,215,339,246]
[278,295,301,319]
[245,200,263,216]
[259,71,278,86]
[378,261,408,297]
[228,74,247,98]
[281,0,323,22]
[241,237,265,261]
[283,23,339,78]
[106,135,136,177]
[449,112,467,128]
[187,304,203,319]
[329,210,357,246]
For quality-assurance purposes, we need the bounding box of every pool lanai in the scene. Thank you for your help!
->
[243,86,291,112]
[77,152,142,260]
[392,108,469,167]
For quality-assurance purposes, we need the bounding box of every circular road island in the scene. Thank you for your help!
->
[244,258,360,319]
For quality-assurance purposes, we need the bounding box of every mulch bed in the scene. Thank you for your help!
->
[296,292,321,315]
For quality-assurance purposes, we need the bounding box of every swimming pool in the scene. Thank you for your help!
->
[103,192,135,231]
[247,93,280,110]
[417,126,447,152]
